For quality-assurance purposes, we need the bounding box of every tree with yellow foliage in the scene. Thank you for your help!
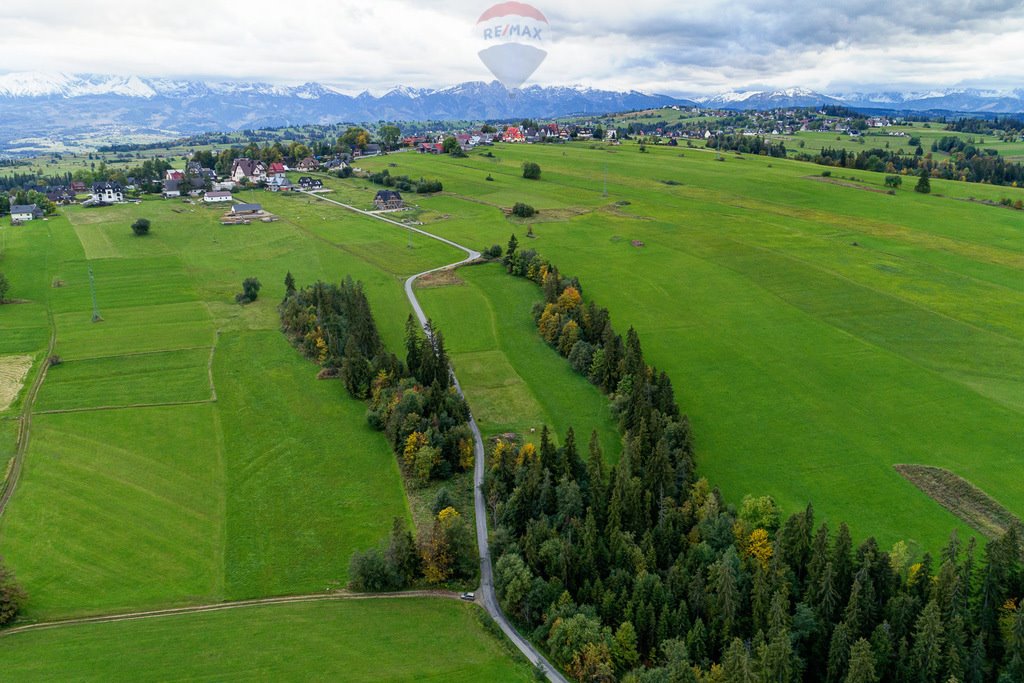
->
[746,528,773,569]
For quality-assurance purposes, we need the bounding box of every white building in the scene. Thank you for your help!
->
[203,191,233,203]
[230,159,267,183]
[10,204,43,222]
[91,182,124,204]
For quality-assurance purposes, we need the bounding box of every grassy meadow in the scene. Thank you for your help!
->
[417,263,621,460]
[0,598,533,682]
[353,140,1024,552]
[0,191,468,620]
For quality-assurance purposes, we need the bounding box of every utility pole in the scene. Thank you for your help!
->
[88,266,102,322]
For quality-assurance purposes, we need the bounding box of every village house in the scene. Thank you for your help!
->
[267,175,293,192]
[186,160,217,181]
[203,190,233,203]
[295,157,319,171]
[418,142,445,154]
[70,180,87,193]
[90,181,125,204]
[165,169,185,181]
[267,162,287,178]
[298,177,323,189]
[374,190,404,210]
[230,158,267,184]
[46,188,76,205]
[503,126,526,143]
[10,204,44,223]
[162,179,182,198]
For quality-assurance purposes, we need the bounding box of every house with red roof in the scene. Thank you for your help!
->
[503,126,525,143]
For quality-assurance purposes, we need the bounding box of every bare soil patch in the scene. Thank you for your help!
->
[894,464,1021,538]
[0,355,34,412]
[416,269,465,289]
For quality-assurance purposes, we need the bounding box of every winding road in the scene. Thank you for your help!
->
[304,191,567,682]
[1,190,565,681]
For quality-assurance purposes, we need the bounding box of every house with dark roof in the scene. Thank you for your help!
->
[231,202,263,215]
[230,158,267,183]
[374,190,404,210]
[90,182,125,204]
[162,179,182,198]
[46,188,76,205]
[267,175,293,192]
[10,204,44,222]
[298,177,323,189]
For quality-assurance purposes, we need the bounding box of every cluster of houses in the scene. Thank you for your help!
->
[5,152,336,224]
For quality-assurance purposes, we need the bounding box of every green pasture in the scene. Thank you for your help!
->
[0,598,534,682]
[417,263,621,460]
[354,141,1024,552]
[0,192,468,619]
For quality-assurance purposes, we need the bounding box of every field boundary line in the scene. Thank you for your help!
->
[0,222,58,517]
[207,331,220,401]
[0,590,461,638]
[55,346,214,364]
[34,398,216,416]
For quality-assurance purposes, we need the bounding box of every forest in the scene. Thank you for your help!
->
[490,236,1024,682]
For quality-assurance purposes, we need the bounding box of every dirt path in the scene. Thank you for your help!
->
[0,590,460,638]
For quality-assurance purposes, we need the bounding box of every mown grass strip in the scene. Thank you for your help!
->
[894,463,1021,538]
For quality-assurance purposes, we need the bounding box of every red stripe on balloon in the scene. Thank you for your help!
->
[477,2,548,24]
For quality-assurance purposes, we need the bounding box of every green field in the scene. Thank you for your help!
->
[0,193,468,619]
[354,141,1024,552]
[0,598,533,682]
[417,264,621,460]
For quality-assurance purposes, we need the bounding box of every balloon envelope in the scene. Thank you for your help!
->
[478,44,548,91]
[476,2,549,90]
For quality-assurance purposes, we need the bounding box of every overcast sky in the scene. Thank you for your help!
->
[2,0,1022,95]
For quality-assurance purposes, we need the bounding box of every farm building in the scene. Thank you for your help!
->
[374,190,404,210]
[10,204,43,222]
[231,203,263,215]
[203,191,233,203]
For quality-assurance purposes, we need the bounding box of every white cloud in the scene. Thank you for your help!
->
[0,0,1022,94]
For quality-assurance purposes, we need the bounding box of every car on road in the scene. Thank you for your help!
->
[460,592,475,601]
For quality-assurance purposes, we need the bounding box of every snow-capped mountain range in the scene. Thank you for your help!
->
[694,86,1024,113]
[0,72,1021,150]
[0,72,695,148]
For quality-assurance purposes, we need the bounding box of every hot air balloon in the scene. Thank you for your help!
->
[476,2,549,91]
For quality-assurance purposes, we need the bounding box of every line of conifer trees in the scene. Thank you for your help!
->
[494,236,1024,682]
[279,275,473,485]
[280,276,478,589]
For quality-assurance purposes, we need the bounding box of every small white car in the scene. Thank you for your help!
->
[460,592,475,601]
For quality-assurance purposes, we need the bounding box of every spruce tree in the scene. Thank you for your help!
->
[915,169,932,194]
[844,638,878,683]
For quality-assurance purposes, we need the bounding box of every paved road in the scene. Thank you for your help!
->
[304,191,567,682]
